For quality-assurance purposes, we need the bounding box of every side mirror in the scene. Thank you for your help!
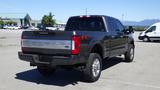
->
[124,26,134,34]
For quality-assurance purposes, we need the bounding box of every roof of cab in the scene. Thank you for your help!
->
[70,15,116,19]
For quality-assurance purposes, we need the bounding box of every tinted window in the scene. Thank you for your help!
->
[106,17,124,32]
[107,17,119,32]
[116,20,124,32]
[65,17,105,31]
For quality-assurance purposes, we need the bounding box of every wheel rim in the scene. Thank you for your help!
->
[92,58,100,77]
[143,37,148,42]
[130,48,134,60]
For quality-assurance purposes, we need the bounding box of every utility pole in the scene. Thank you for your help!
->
[85,8,88,15]
[122,14,124,22]
[125,12,127,21]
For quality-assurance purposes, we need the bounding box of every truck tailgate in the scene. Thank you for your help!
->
[21,31,73,55]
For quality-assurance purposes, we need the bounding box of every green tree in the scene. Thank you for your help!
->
[5,21,17,25]
[41,12,56,27]
[0,20,4,29]
[0,20,3,25]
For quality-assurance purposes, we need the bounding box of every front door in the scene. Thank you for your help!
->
[108,18,128,57]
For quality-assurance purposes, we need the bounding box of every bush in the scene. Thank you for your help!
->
[133,26,148,31]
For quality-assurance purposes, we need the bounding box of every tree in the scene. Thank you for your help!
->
[41,12,56,27]
[0,20,3,29]
[0,20,3,25]
[24,13,32,26]
[5,21,17,25]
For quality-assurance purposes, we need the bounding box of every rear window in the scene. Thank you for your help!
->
[65,17,105,31]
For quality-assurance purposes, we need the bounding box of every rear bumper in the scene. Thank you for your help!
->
[18,52,87,66]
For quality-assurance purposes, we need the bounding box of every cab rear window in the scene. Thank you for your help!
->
[65,17,105,31]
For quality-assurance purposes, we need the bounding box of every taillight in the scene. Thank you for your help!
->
[71,35,80,55]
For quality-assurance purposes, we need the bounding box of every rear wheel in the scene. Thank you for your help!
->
[124,45,134,62]
[37,66,56,77]
[83,53,102,82]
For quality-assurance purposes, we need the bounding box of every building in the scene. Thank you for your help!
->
[0,13,66,30]
[0,13,41,27]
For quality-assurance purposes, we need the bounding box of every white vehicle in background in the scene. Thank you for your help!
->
[11,26,21,30]
[138,22,160,42]
[45,27,57,30]
[4,26,21,30]
[3,25,9,29]
[57,27,65,31]
[31,26,39,30]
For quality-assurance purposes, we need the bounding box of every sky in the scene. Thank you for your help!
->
[0,0,160,22]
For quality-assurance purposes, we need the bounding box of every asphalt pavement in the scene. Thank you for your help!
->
[0,30,160,90]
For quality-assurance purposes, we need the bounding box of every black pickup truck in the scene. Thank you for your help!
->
[18,15,135,82]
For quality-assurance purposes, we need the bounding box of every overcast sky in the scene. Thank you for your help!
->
[0,0,160,22]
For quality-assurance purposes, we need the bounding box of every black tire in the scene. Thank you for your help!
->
[37,66,56,77]
[83,53,102,82]
[124,44,134,62]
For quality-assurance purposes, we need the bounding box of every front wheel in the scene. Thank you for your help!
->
[83,53,102,82]
[143,37,150,42]
[124,45,134,62]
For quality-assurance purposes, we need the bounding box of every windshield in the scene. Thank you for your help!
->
[65,17,105,31]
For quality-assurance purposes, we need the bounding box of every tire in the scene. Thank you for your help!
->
[83,53,102,82]
[124,44,134,62]
[143,36,150,42]
[37,66,56,77]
